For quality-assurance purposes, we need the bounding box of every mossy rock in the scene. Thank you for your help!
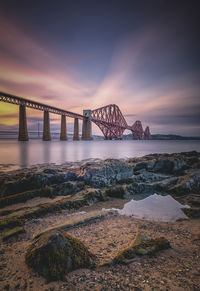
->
[0,189,106,231]
[182,208,200,219]
[105,185,126,199]
[25,229,96,281]
[0,216,24,230]
[113,233,171,264]
[2,226,25,241]
[0,185,54,208]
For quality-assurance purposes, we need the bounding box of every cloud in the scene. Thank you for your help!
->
[0,17,95,110]
[0,113,18,119]
[87,28,200,135]
[0,16,199,136]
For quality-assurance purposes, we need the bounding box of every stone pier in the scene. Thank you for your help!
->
[81,110,92,140]
[43,111,51,141]
[60,115,67,140]
[73,118,79,140]
[18,104,29,141]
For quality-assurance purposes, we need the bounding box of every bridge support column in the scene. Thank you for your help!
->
[81,110,92,140]
[60,115,67,140]
[18,104,29,141]
[43,111,51,141]
[73,118,79,140]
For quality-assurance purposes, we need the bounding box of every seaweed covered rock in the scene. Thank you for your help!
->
[0,170,78,198]
[2,226,25,241]
[182,207,200,219]
[105,185,127,198]
[169,171,200,195]
[113,233,170,264]
[25,229,96,281]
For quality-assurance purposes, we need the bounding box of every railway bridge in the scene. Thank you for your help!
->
[0,91,150,141]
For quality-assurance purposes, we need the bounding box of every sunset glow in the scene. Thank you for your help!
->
[0,1,199,136]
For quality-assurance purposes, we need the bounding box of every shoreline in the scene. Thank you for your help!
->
[0,151,200,290]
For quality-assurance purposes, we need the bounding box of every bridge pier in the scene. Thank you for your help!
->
[144,126,151,140]
[73,118,79,140]
[82,110,92,140]
[18,104,29,141]
[60,114,67,140]
[43,111,51,141]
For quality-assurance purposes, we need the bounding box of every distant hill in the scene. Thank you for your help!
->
[0,131,199,140]
[123,134,200,140]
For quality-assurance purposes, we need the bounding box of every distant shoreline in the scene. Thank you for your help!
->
[0,132,200,140]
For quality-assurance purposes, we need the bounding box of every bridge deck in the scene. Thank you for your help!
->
[0,91,85,120]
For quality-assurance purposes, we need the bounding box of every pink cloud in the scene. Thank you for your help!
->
[0,17,96,112]
[0,17,199,136]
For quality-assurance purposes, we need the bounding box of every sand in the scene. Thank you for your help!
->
[0,198,200,291]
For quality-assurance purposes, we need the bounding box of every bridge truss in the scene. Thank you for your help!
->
[92,104,150,139]
[0,91,151,140]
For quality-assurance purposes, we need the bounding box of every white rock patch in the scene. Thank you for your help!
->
[103,193,190,222]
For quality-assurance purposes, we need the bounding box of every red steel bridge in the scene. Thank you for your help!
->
[0,91,150,141]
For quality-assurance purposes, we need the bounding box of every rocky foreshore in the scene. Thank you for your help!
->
[0,151,200,290]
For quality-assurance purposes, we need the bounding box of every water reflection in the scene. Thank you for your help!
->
[43,141,51,164]
[0,139,200,168]
[19,141,28,168]
[60,141,66,162]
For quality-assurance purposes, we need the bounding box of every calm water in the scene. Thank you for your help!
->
[0,139,200,169]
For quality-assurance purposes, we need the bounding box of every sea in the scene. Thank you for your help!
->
[0,139,200,170]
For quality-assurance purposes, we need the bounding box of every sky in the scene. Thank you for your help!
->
[0,0,199,136]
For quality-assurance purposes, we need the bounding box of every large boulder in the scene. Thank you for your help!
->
[80,159,133,187]
[25,229,96,281]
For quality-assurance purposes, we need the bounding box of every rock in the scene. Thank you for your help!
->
[182,208,200,218]
[152,157,187,174]
[192,233,200,241]
[154,176,178,192]
[0,170,78,197]
[53,181,85,196]
[2,226,25,241]
[134,162,149,172]
[126,182,156,195]
[169,171,200,195]
[34,210,116,238]
[105,185,126,198]
[3,284,10,290]
[25,229,96,281]
[0,189,107,231]
[80,159,133,187]
[1,151,200,210]
[131,170,170,183]
[0,186,54,208]
[113,233,171,264]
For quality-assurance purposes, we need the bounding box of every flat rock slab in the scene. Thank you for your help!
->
[33,209,117,239]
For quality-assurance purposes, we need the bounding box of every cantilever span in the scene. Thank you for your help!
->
[91,104,150,140]
[0,91,151,141]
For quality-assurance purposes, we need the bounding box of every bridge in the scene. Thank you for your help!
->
[0,91,150,141]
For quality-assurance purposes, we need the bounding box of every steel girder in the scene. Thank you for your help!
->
[92,104,127,139]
